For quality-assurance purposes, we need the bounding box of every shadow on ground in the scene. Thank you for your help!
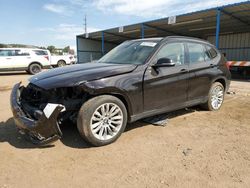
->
[0,107,199,149]
[0,118,42,149]
[0,71,28,76]
[59,121,91,148]
[60,107,200,149]
[0,118,92,149]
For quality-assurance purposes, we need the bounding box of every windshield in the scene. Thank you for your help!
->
[98,40,159,65]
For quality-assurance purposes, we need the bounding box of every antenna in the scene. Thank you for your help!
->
[84,14,88,38]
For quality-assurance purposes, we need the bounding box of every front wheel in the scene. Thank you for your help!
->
[77,95,127,146]
[201,82,225,111]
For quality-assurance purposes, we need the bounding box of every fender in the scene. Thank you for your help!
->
[80,81,134,119]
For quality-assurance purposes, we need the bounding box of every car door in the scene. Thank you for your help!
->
[143,42,189,112]
[0,49,15,69]
[186,42,215,102]
[13,49,31,68]
[0,50,8,69]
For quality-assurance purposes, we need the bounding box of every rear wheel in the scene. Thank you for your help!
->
[77,95,127,146]
[57,60,66,67]
[28,63,42,75]
[201,82,225,111]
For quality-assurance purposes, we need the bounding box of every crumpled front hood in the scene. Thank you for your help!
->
[29,63,137,90]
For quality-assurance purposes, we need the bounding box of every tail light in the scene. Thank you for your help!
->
[69,56,73,60]
[44,55,49,61]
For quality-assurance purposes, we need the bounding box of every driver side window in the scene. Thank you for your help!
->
[154,43,185,66]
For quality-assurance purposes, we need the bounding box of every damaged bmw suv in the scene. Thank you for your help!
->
[10,36,231,146]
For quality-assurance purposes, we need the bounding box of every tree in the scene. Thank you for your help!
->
[39,46,47,49]
[63,46,70,53]
[0,44,6,48]
[47,45,56,54]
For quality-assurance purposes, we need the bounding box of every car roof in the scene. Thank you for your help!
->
[0,48,48,51]
[133,37,163,42]
[132,36,212,45]
[165,36,211,44]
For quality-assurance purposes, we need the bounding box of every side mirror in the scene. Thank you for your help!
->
[154,58,175,67]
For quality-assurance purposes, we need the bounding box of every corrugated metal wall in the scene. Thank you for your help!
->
[207,32,250,61]
[77,37,117,63]
[77,32,250,63]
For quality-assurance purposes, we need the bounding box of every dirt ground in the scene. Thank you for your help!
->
[0,71,250,188]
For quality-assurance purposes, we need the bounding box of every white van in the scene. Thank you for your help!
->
[0,48,51,74]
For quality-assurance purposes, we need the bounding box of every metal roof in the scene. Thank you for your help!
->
[77,1,250,44]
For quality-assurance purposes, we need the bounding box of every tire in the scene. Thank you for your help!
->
[57,60,66,67]
[77,95,128,146]
[28,63,42,75]
[201,82,225,111]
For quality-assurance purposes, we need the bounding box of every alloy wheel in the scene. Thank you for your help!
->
[90,103,123,141]
[211,85,224,110]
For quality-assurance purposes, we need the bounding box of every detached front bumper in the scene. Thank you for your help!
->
[10,83,64,145]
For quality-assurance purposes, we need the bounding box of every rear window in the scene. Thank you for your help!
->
[33,50,48,55]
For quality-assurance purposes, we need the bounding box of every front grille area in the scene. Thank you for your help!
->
[20,84,51,109]
[19,83,89,122]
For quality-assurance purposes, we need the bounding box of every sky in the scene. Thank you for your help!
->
[0,0,246,48]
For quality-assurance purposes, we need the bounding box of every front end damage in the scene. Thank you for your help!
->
[10,82,87,145]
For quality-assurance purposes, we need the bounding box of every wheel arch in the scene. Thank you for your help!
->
[96,92,132,121]
[212,77,227,91]
[57,59,66,64]
[79,84,133,121]
[107,93,131,118]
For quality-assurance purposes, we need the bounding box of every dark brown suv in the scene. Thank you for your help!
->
[11,36,231,146]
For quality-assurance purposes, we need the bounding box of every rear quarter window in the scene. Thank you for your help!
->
[206,46,218,59]
[33,50,48,55]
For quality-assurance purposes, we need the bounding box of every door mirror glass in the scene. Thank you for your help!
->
[155,58,175,67]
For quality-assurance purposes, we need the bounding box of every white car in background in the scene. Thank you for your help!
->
[0,48,51,74]
[50,55,76,67]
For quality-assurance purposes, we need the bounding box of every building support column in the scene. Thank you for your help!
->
[141,23,145,39]
[101,31,105,55]
[76,36,79,63]
[215,8,221,48]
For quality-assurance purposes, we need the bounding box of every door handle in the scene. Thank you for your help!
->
[6,58,11,60]
[180,69,188,73]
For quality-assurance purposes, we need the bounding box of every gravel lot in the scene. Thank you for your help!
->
[0,71,250,188]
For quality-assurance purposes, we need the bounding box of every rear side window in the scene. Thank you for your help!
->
[187,43,207,63]
[0,50,15,56]
[33,50,48,55]
[15,50,30,56]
